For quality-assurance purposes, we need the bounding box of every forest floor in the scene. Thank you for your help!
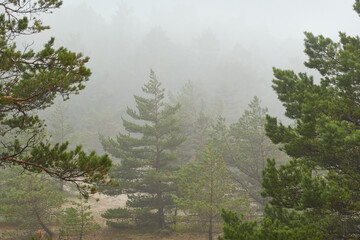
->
[84,192,128,227]
[84,193,220,239]
[83,229,219,240]
[0,227,219,240]
[0,191,221,239]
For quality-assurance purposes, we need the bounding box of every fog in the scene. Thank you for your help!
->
[4,1,360,238]
[32,0,358,151]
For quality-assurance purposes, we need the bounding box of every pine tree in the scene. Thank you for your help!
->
[47,102,74,146]
[0,167,65,238]
[173,144,245,240]
[211,97,285,211]
[101,70,185,229]
[60,195,100,240]
[220,2,360,239]
[47,102,74,191]
[169,81,213,164]
[0,0,112,190]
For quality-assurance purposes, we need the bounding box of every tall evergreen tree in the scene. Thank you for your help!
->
[211,97,285,211]
[101,70,185,229]
[47,102,74,191]
[173,144,245,240]
[220,2,360,239]
[47,102,74,145]
[169,81,213,163]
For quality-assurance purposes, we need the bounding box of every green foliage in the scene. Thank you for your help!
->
[354,0,360,16]
[169,81,213,163]
[47,102,74,145]
[102,207,158,230]
[72,107,123,154]
[0,167,64,238]
[101,207,133,228]
[101,70,185,229]
[219,209,258,240]
[220,2,360,239]
[59,195,100,240]
[28,142,111,196]
[0,0,112,191]
[31,230,53,240]
[173,144,245,239]
[210,97,285,211]
[219,207,333,240]
[46,102,74,191]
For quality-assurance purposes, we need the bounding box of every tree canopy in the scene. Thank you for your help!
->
[0,0,112,193]
[173,144,243,240]
[211,97,285,211]
[0,167,64,238]
[101,70,185,229]
[220,1,360,239]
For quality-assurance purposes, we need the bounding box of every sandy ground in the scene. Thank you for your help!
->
[75,193,218,239]
[70,193,128,227]
[0,192,218,239]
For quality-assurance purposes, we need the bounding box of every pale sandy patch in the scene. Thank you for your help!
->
[65,193,128,227]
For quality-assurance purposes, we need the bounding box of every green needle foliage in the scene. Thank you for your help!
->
[59,195,100,240]
[0,0,112,191]
[47,102,74,145]
[101,70,185,230]
[169,81,213,164]
[0,168,65,239]
[220,1,360,239]
[211,97,285,211]
[173,144,245,240]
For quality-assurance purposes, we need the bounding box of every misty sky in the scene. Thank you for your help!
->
[62,0,358,38]
[52,0,359,77]
[36,0,360,150]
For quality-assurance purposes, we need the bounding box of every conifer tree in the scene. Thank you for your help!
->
[0,0,112,191]
[101,70,185,229]
[211,97,285,211]
[47,102,74,145]
[169,81,213,164]
[47,102,74,191]
[0,168,65,238]
[60,195,100,240]
[220,2,360,239]
[173,144,245,240]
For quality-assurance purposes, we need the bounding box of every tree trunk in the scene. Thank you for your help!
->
[173,206,178,230]
[59,178,64,191]
[209,212,213,240]
[155,107,165,229]
[33,206,54,237]
[79,197,84,240]
[209,150,214,240]
[157,192,165,229]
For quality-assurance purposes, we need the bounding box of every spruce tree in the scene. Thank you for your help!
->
[101,70,185,229]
